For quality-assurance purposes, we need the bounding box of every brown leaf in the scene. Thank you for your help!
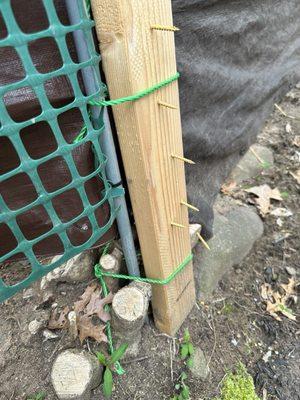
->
[74,282,98,315]
[77,315,107,344]
[260,280,297,322]
[290,170,300,184]
[48,306,70,330]
[245,184,282,215]
[85,289,113,323]
[280,278,297,296]
[221,180,237,195]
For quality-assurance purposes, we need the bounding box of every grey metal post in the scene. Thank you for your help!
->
[65,0,140,276]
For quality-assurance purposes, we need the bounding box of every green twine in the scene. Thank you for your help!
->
[95,252,193,285]
[89,72,180,107]
[95,244,193,375]
[74,72,180,143]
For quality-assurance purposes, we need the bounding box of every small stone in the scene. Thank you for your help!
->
[194,204,264,299]
[285,266,296,276]
[51,349,102,400]
[28,320,44,335]
[43,329,59,341]
[188,347,209,380]
[263,350,272,363]
[28,310,50,335]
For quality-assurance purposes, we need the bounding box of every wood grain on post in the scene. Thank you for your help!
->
[91,0,195,335]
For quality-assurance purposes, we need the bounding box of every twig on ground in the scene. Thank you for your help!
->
[207,315,217,368]
[49,331,66,360]
[122,356,151,365]
[170,340,174,381]
[250,147,265,165]
[274,103,299,120]
[9,389,15,400]
[233,300,265,317]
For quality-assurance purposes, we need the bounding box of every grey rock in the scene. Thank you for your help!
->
[26,309,51,338]
[40,250,97,291]
[188,347,209,380]
[51,349,102,400]
[230,144,274,183]
[194,205,264,299]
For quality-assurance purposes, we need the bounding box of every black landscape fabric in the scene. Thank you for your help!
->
[173,0,300,238]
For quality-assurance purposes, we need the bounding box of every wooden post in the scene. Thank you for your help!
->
[91,0,195,335]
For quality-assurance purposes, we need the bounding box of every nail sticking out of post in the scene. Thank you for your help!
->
[158,100,178,109]
[171,154,195,165]
[180,200,199,212]
[196,232,211,251]
[171,222,186,229]
[150,24,180,32]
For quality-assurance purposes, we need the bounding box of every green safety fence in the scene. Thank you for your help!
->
[0,0,121,302]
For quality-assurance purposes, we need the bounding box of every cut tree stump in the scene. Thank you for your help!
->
[111,282,151,356]
[99,246,123,293]
[91,0,195,335]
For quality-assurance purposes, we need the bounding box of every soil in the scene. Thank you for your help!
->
[0,86,299,400]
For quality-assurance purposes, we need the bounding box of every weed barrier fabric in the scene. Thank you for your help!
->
[0,0,117,301]
[173,0,300,238]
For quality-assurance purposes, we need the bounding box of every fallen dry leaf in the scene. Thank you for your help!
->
[261,278,297,322]
[85,288,113,323]
[77,315,107,344]
[290,170,300,184]
[74,282,98,315]
[293,136,300,147]
[221,180,237,195]
[74,283,113,343]
[280,277,297,296]
[48,306,70,330]
[245,184,283,215]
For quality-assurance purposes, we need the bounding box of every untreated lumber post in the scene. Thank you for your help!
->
[91,0,195,335]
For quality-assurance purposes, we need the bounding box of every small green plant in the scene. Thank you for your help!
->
[96,343,128,398]
[171,372,190,400]
[221,302,235,315]
[281,191,289,198]
[214,363,261,400]
[27,392,46,400]
[170,329,194,400]
[261,161,271,169]
[180,329,194,368]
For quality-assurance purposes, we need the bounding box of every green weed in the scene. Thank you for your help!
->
[180,328,194,368]
[27,393,46,400]
[96,343,128,398]
[171,372,190,400]
[170,329,194,400]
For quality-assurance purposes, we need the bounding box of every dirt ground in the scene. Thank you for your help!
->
[0,86,299,400]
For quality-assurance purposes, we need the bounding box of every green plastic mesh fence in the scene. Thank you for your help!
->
[0,0,120,302]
